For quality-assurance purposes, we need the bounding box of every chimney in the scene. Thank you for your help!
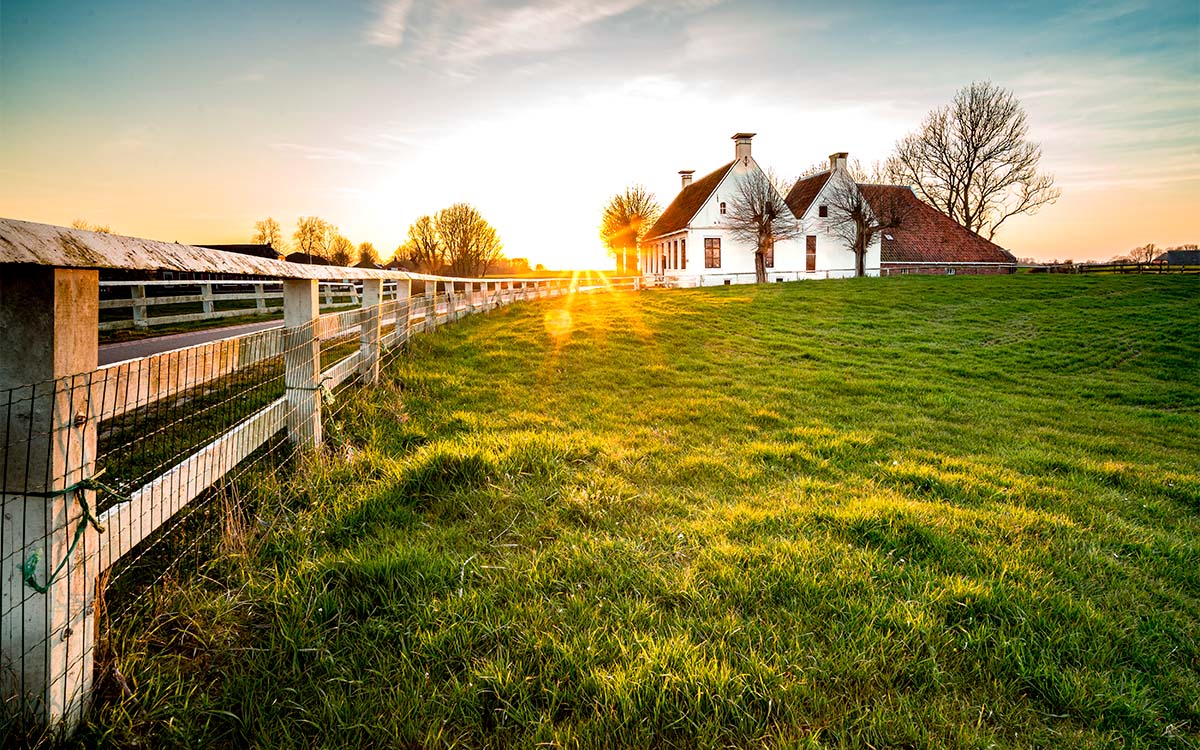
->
[679,170,695,189]
[829,151,849,171]
[732,132,756,162]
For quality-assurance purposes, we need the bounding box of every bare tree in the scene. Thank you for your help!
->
[252,217,287,253]
[405,215,443,273]
[293,216,334,263]
[329,233,355,266]
[71,219,112,233]
[600,185,660,274]
[358,241,380,266]
[888,81,1060,240]
[436,203,504,277]
[725,168,801,284]
[824,175,913,277]
[1128,244,1158,264]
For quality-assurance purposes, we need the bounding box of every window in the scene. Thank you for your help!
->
[719,202,726,215]
[680,239,686,269]
[806,235,817,272]
[705,237,721,268]
[818,205,828,218]
[673,240,679,269]
[764,238,774,268]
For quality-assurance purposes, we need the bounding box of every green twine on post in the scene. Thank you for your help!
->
[293,374,335,404]
[21,470,125,594]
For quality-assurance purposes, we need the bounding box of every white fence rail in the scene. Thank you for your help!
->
[98,280,382,331]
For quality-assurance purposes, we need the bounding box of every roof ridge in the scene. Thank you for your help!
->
[643,160,737,241]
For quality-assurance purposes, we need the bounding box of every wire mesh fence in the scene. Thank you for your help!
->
[1,272,636,739]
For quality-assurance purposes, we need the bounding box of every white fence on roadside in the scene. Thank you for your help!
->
[0,216,638,734]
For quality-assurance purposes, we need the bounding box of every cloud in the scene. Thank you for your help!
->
[365,0,417,47]
[365,0,716,69]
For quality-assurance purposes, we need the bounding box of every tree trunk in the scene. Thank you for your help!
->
[754,249,767,284]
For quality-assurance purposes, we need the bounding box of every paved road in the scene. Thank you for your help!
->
[98,320,283,365]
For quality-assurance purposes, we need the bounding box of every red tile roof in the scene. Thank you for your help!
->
[861,185,1016,265]
[784,170,832,219]
[644,161,736,240]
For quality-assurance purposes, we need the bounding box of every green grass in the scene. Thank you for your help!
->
[66,274,1199,748]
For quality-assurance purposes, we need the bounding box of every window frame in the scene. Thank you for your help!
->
[806,235,817,272]
[704,237,721,269]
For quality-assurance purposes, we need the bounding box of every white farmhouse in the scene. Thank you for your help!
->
[639,132,1016,284]
[640,134,877,284]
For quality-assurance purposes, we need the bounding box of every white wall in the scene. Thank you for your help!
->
[640,154,882,284]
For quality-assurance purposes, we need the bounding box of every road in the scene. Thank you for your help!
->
[98,320,283,365]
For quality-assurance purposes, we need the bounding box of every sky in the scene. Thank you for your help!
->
[1,0,1197,268]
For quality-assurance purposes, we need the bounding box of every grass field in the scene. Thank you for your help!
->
[71,274,1198,748]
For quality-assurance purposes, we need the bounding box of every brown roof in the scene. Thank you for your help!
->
[644,161,735,240]
[861,185,1016,265]
[785,170,832,218]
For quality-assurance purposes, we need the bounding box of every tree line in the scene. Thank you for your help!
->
[250,203,509,276]
[601,81,1064,282]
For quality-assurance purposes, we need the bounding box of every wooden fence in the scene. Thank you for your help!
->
[0,217,637,733]
[98,280,380,330]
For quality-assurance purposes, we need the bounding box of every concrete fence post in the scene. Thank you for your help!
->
[0,267,100,732]
[253,283,266,313]
[200,283,214,315]
[359,279,382,385]
[130,283,148,328]
[283,279,322,448]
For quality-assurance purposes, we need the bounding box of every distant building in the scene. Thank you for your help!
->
[197,243,281,261]
[639,133,1017,284]
[285,251,333,266]
[1153,249,1200,265]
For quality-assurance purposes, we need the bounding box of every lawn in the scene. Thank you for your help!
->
[74,274,1199,748]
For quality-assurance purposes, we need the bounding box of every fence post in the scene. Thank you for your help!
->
[200,283,214,315]
[283,279,322,448]
[0,267,100,732]
[359,279,382,385]
[322,284,333,308]
[131,283,148,328]
[254,283,266,313]
[425,281,437,330]
[395,278,411,346]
